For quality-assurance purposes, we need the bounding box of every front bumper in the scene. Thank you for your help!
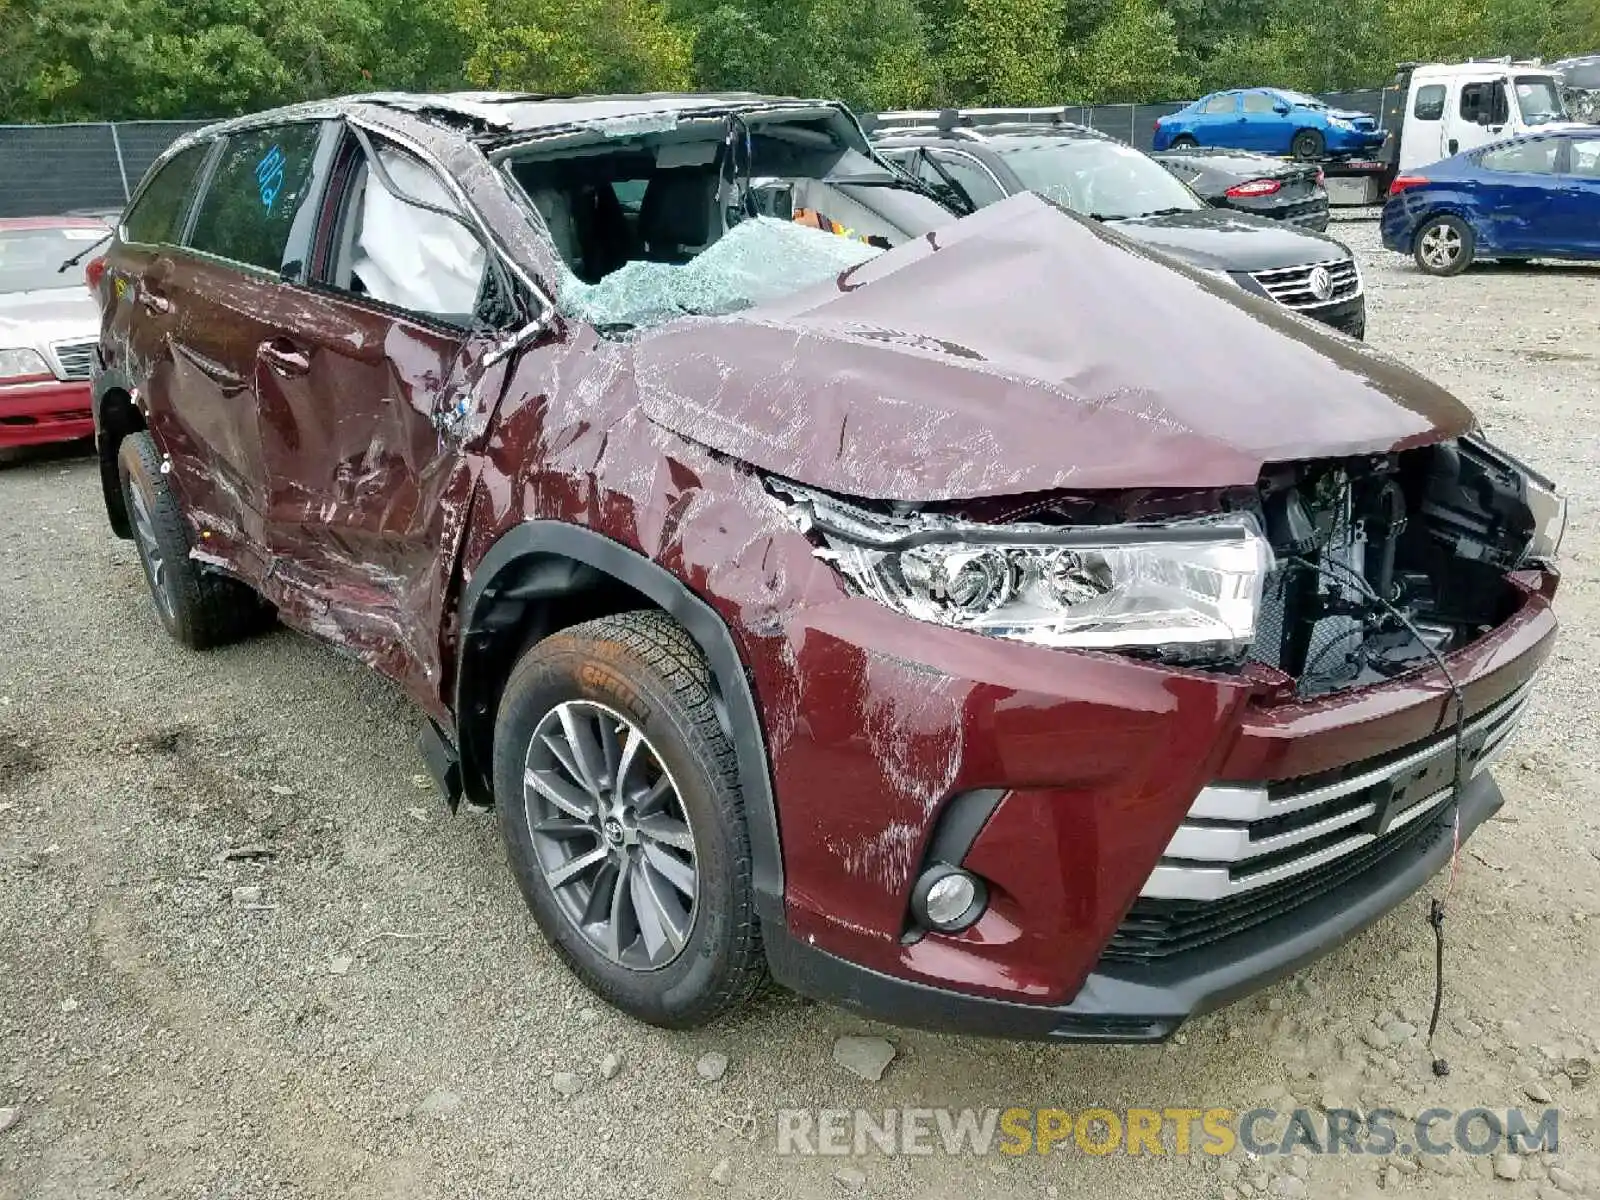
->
[1325,126,1388,156]
[768,768,1503,1041]
[0,378,95,448]
[1305,293,1365,338]
[759,569,1556,1039]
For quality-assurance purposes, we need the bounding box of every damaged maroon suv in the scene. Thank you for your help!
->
[91,92,1564,1039]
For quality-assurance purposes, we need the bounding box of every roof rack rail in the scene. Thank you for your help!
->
[871,106,1079,135]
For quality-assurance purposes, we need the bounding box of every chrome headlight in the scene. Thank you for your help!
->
[0,348,50,380]
[1526,475,1567,560]
[775,482,1273,657]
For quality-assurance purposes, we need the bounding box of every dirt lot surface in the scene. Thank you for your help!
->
[3,221,1599,1200]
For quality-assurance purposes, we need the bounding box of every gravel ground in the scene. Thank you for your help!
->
[3,222,1599,1200]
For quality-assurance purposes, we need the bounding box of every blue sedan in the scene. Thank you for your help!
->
[1153,89,1388,160]
[1382,130,1600,275]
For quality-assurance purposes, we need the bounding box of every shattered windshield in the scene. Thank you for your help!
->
[502,108,950,336]
[997,139,1203,221]
[558,216,881,331]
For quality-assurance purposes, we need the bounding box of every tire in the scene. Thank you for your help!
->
[1412,214,1475,277]
[1291,129,1325,161]
[1171,135,1198,149]
[118,431,270,649]
[494,610,764,1028]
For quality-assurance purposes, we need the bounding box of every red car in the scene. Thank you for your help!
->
[0,217,110,453]
[91,93,1563,1038]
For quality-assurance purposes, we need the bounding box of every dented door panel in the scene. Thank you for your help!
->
[253,283,508,718]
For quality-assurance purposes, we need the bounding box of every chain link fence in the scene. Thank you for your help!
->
[0,93,1389,218]
[0,120,211,218]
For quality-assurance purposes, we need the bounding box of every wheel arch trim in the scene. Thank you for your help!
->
[455,520,785,923]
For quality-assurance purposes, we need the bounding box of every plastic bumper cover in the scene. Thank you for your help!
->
[766,769,1504,1041]
[0,378,94,448]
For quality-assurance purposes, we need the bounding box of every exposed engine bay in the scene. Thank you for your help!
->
[1252,437,1551,696]
[773,435,1562,700]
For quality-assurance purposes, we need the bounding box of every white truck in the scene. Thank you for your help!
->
[1321,59,1582,204]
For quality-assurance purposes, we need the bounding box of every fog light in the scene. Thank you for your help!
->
[911,865,988,932]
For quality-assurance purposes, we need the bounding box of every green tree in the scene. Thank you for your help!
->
[943,0,1067,104]
[456,0,692,93]
[1071,0,1193,101]
[683,0,934,110]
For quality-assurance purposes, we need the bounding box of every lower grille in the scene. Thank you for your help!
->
[1138,680,1530,905]
[1250,257,1361,310]
[1104,791,1449,962]
[51,340,97,381]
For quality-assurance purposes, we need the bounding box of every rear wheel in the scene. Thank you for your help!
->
[1413,214,1475,276]
[494,610,764,1028]
[1291,129,1325,160]
[118,431,270,649]
[1171,135,1198,149]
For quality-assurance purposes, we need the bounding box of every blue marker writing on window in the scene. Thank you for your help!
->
[256,146,286,212]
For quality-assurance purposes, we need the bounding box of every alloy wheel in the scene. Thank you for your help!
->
[522,700,699,971]
[128,481,175,622]
[1419,223,1462,271]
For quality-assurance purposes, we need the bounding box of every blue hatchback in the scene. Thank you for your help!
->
[1154,89,1387,160]
[1382,130,1600,275]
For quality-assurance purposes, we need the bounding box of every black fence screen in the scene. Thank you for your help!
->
[1,95,1390,217]
[0,120,211,218]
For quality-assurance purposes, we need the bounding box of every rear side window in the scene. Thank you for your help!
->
[1242,93,1276,114]
[1413,85,1447,121]
[187,124,324,272]
[1479,139,1559,173]
[123,142,211,246]
[1202,94,1237,114]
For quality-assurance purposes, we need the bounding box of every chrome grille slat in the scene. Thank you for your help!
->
[1185,681,1532,823]
[1249,258,1362,310]
[1142,681,1533,902]
[50,339,97,382]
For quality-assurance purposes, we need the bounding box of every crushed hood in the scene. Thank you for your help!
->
[632,193,1474,502]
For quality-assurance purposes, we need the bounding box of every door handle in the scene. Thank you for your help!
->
[1448,138,1459,154]
[259,338,310,377]
[139,289,173,315]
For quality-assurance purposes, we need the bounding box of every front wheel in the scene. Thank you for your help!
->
[1291,128,1326,160]
[1413,214,1475,276]
[494,610,764,1028]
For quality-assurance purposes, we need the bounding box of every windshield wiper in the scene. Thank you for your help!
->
[828,172,965,212]
[58,231,112,273]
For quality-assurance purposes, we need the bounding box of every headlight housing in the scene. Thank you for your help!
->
[0,348,50,380]
[774,482,1273,659]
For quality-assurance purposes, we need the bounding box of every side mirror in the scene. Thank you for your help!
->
[1274,102,1291,114]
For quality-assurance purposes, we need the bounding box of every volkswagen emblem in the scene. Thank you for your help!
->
[1307,266,1333,302]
